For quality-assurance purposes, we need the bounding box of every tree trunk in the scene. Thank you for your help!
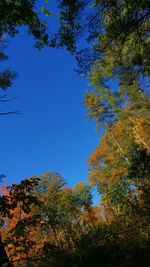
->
[105,121,130,164]
[132,126,150,151]
[49,221,60,248]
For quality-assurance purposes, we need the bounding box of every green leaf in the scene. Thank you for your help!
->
[41,6,52,16]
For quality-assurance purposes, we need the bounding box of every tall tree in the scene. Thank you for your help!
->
[0,176,40,266]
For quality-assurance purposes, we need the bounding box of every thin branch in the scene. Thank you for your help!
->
[0,111,21,116]
[0,94,18,102]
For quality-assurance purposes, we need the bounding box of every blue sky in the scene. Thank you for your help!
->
[1,27,102,192]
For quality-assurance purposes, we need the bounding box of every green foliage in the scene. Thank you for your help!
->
[0,0,49,47]
[0,40,17,93]
[55,0,150,130]
[41,6,52,17]
[0,1,150,266]
[72,182,93,211]
[52,0,85,53]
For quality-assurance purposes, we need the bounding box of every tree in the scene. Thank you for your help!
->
[33,172,66,248]
[0,176,40,266]
[56,1,150,87]
[0,0,49,47]
[88,115,150,221]
[55,0,150,126]
[72,182,95,226]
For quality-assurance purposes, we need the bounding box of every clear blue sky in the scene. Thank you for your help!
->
[1,27,102,191]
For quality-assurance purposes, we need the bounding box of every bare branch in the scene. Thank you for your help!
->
[0,111,21,116]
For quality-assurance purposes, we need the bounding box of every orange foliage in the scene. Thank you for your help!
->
[0,184,9,196]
